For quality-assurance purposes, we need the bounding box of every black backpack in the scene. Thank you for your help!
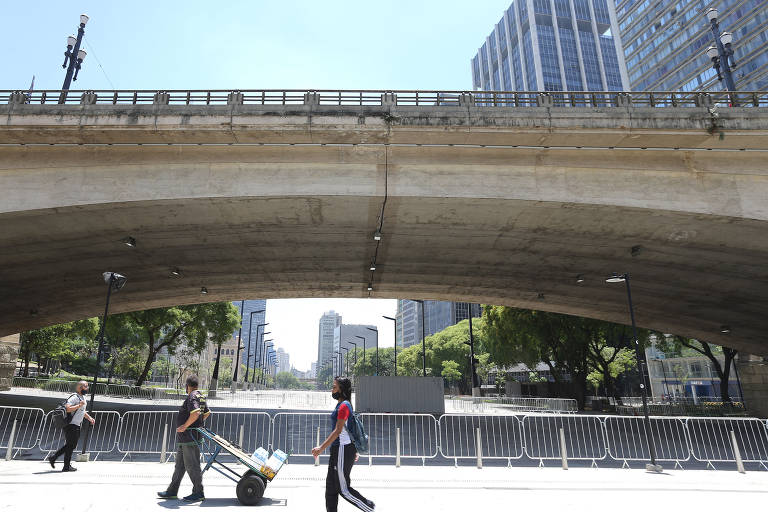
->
[52,394,77,428]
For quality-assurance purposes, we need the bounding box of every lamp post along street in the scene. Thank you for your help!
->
[607,272,662,473]
[342,347,350,374]
[254,329,269,385]
[383,315,397,376]
[367,327,379,375]
[59,14,89,104]
[468,314,480,397]
[355,335,366,375]
[261,340,273,385]
[81,271,126,457]
[231,300,246,392]
[256,331,270,385]
[244,311,265,387]
[348,341,358,376]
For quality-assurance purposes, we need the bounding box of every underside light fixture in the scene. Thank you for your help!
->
[200,287,208,295]
[373,229,382,241]
[122,236,136,248]
[720,325,731,334]
[170,267,182,277]
[606,273,626,283]
[369,260,377,271]
[103,272,128,290]
[576,274,585,283]
[367,284,373,291]
[631,245,642,257]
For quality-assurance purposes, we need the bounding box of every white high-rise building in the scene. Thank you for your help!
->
[317,310,341,370]
[276,347,290,374]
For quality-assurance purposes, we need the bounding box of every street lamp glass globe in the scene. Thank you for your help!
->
[606,273,626,283]
[705,8,718,21]
[706,46,719,59]
[67,35,77,47]
[77,49,87,60]
[720,31,733,44]
[80,14,90,25]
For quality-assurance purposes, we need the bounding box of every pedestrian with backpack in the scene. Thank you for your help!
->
[157,375,210,503]
[312,376,375,512]
[47,380,94,472]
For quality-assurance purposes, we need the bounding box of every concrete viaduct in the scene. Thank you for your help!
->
[1,90,767,377]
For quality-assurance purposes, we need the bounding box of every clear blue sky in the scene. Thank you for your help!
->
[7,0,513,91]
[8,1,513,371]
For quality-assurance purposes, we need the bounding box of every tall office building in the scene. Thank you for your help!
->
[334,324,377,373]
[276,347,290,374]
[231,299,267,367]
[317,310,341,370]
[396,300,482,349]
[618,0,768,92]
[471,0,630,92]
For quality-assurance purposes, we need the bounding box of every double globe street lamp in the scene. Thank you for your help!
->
[705,8,738,104]
[59,14,89,103]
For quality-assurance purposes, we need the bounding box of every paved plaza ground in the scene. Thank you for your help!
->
[1,460,766,511]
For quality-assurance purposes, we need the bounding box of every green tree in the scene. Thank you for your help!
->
[441,360,461,387]
[110,302,240,387]
[275,371,302,389]
[19,319,98,376]
[482,306,650,408]
[316,363,334,390]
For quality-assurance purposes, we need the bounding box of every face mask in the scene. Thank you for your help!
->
[331,391,342,400]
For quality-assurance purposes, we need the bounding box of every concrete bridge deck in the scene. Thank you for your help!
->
[1,89,768,357]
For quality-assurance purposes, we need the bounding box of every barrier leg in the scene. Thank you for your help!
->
[396,427,401,468]
[239,424,245,450]
[559,427,568,470]
[476,428,483,469]
[730,430,746,474]
[5,420,17,461]
[315,427,320,467]
[160,424,168,463]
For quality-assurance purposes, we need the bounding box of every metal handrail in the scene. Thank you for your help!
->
[2,89,767,107]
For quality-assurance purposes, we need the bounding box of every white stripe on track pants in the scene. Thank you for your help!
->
[325,443,375,512]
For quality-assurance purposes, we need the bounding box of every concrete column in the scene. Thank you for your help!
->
[380,93,397,106]
[227,92,244,105]
[536,93,553,107]
[303,93,320,106]
[694,93,714,107]
[735,354,768,418]
[80,92,98,105]
[153,92,170,105]
[458,93,475,107]
[612,93,632,107]
[0,334,20,391]
[7,92,27,105]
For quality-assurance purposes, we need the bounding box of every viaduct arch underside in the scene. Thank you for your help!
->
[1,100,767,355]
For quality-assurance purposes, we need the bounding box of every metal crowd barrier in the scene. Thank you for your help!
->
[3,402,768,469]
[362,413,439,460]
[117,411,177,459]
[0,406,45,455]
[203,412,271,458]
[38,410,122,460]
[604,416,691,468]
[438,414,524,461]
[686,417,768,469]
[522,414,607,465]
[271,412,327,456]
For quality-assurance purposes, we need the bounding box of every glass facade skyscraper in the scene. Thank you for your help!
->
[232,299,267,367]
[396,300,482,349]
[617,0,768,92]
[472,0,630,92]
